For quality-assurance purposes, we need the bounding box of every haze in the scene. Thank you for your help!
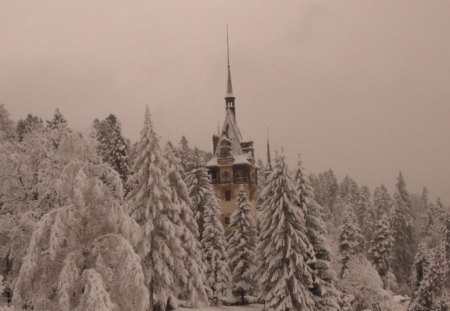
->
[1,0,449,202]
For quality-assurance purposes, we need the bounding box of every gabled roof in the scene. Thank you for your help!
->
[215,109,243,157]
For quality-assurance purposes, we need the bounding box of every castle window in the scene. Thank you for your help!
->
[224,216,230,225]
[225,190,231,201]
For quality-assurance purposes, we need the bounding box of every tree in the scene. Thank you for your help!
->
[178,136,194,176]
[16,114,43,141]
[373,185,393,221]
[126,108,185,310]
[201,194,231,305]
[185,149,213,241]
[369,215,394,288]
[338,205,365,278]
[391,172,415,292]
[93,114,130,183]
[294,157,341,311]
[0,104,16,142]
[356,185,375,241]
[339,176,360,207]
[257,153,315,311]
[228,185,257,304]
[164,143,208,307]
[12,139,148,311]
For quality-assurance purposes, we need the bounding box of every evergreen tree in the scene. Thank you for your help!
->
[257,153,315,311]
[201,194,231,305]
[46,108,70,149]
[0,104,17,142]
[411,242,432,295]
[338,205,365,278]
[94,114,130,183]
[373,184,392,221]
[318,169,339,214]
[339,176,360,207]
[356,185,376,241]
[126,108,185,310]
[227,185,257,304]
[16,114,43,141]
[294,157,341,311]
[164,143,208,307]
[409,244,449,311]
[391,171,415,292]
[13,142,148,311]
[369,215,394,288]
[178,136,194,175]
[185,149,213,240]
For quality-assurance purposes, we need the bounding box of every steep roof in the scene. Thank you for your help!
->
[215,109,243,157]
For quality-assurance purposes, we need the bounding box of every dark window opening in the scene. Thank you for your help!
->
[225,190,231,201]
[224,216,230,225]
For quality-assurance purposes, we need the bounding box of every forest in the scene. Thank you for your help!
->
[0,104,449,311]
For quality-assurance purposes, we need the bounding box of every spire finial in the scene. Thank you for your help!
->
[225,25,234,99]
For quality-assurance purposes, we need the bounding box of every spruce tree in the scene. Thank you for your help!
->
[126,108,185,310]
[339,176,360,207]
[228,185,257,304]
[338,205,365,278]
[94,114,130,183]
[178,136,194,175]
[373,184,392,221]
[185,149,213,240]
[391,171,415,292]
[0,104,17,142]
[201,194,231,305]
[294,156,341,311]
[257,153,315,311]
[369,215,394,288]
[16,114,43,141]
[164,143,208,307]
[356,185,375,242]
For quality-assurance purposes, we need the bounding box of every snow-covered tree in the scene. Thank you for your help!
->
[178,136,194,176]
[294,156,341,311]
[356,186,375,241]
[185,149,213,240]
[369,215,394,288]
[201,194,231,305]
[391,171,415,292]
[257,153,315,311]
[227,185,257,304]
[46,108,70,149]
[0,104,16,142]
[164,142,208,307]
[339,176,360,207]
[374,185,393,221]
[93,114,130,183]
[409,243,449,311]
[126,107,185,310]
[411,242,432,295]
[13,139,148,311]
[338,205,365,278]
[16,114,43,142]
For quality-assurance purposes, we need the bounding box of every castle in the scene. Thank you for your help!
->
[206,33,259,229]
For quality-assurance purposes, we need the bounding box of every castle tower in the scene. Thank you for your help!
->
[206,29,258,230]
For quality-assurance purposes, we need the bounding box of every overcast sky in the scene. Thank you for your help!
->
[1,0,449,202]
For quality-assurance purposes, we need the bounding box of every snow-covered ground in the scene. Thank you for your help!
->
[179,305,263,311]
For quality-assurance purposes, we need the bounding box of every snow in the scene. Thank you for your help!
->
[206,157,218,167]
[232,155,250,166]
[179,305,262,311]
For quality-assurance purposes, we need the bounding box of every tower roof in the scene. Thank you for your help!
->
[225,26,234,98]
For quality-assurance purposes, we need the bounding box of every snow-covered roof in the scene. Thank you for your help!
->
[206,156,218,167]
[232,155,251,166]
[215,109,243,157]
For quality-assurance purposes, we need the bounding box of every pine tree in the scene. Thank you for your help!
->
[391,171,415,292]
[201,194,231,305]
[411,242,432,295]
[46,108,70,149]
[294,156,341,311]
[94,114,130,183]
[164,142,208,307]
[356,185,375,242]
[338,205,365,278]
[228,185,257,304]
[373,184,392,221]
[126,108,185,310]
[369,215,394,288]
[257,153,316,311]
[185,149,213,240]
[178,136,194,175]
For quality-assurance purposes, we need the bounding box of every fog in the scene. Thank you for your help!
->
[1,0,449,202]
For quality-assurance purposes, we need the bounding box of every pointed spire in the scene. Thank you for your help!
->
[266,128,272,171]
[225,25,234,99]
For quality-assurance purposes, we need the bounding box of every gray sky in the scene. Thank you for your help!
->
[1,0,449,202]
